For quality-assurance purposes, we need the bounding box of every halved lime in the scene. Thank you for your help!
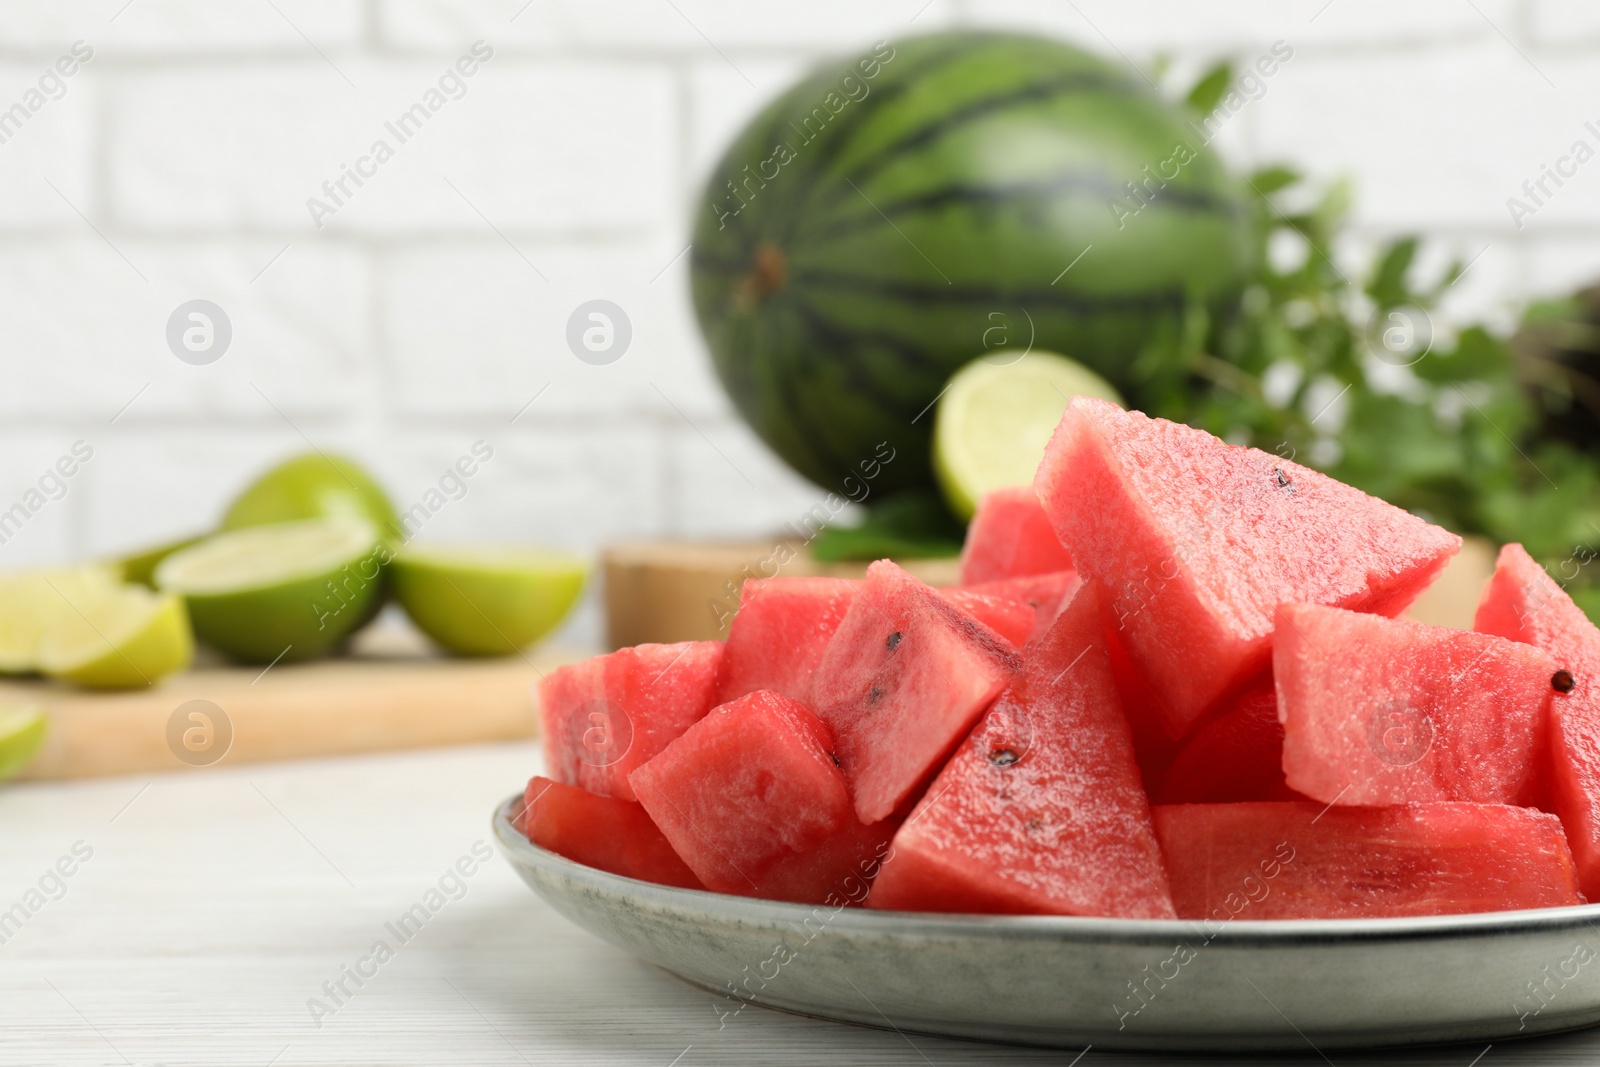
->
[933,351,1124,519]
[37,585,193,689]
[0,565,123,674]
[222,453,400,544]
[116,533,206,588]
[156,517,385,664]
[391,545,587,656]
[0,707,47,780]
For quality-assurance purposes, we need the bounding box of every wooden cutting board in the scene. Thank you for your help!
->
[5,626,578,781]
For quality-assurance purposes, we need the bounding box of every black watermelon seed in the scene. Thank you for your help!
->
[886,631,903,650]
[989,747,1020,766]
[1554,670,1576,693]
[867,686,884,705]
[829,751,841,767]
[1273,468,1292,489]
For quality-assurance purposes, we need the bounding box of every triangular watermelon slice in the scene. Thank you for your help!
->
[753,814,902,906]
[539,641,724,801]
[1102,607,1184,790]
[1156,673,1299,803]
[941,570,1079,649]
[812,560,1020,824]
[518,776,703,890]
[1154,802,1581,919]
[959,486,1074,585]
[867,582,1175,918]
[1035,397,1460,734]
[1276,603,1557,806]
[716,577,855,706]
[1474,542,1599,895]
[935,586,1036,650]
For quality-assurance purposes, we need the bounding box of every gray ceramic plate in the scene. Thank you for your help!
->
[493,794,1600,1052]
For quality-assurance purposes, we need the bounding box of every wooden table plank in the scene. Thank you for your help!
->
[0,625,578,781]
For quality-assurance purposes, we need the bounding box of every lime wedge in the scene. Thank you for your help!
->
[933,351,1123,519]
[391,545,587,656]
[116,534,206,588]
[0,707,47,780]
[156,517,385,664]
[0,565,123,674]
[37,585,194,689]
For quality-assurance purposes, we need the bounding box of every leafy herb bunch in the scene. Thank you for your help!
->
[1143,64,1600,617]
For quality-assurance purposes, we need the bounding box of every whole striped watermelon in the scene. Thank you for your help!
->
[689,32,1251,495]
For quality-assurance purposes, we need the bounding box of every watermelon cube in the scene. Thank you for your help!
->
[539,641,724,802]
[867,583,1176,918]
[629,689,860,900]
[959,485,1074,585]
[1157,674,1299,803]
[1475,543,1599,894]
[518,776,703,890]
[1153,802,1581,919]
[1035,397,1460,735]
[716,577,855,706]
[812,560,1021,823]
[1276,603,1557,806]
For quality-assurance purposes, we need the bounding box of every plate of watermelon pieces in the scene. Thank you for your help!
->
[495,397,1600,1052]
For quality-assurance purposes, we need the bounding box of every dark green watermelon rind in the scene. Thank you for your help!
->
[690,31,1252,495]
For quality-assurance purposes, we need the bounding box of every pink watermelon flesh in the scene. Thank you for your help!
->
[1103,605,1183,790]
[716,577,856,706]
[867,582,1176,918]
[628,689,857,898]
[1154,802,1580,919]
[539,641,724,802]
[1276,603,1556,806]
[1474,542,1598,894]
[1158,673,1300,803]
[946,571,1080,647]
[959,485,1074,585]
[518,776,703,890]
[936,587,1036,649]
[812,559,1021,824]
[754,813,902,906]
[1035,397,1461,736]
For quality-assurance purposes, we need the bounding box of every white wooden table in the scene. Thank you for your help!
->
[6,741,1600,1067]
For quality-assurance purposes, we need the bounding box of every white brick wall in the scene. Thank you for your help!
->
[5,1,1600,648]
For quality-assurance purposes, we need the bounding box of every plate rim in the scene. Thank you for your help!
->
[492,791,1600,945]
